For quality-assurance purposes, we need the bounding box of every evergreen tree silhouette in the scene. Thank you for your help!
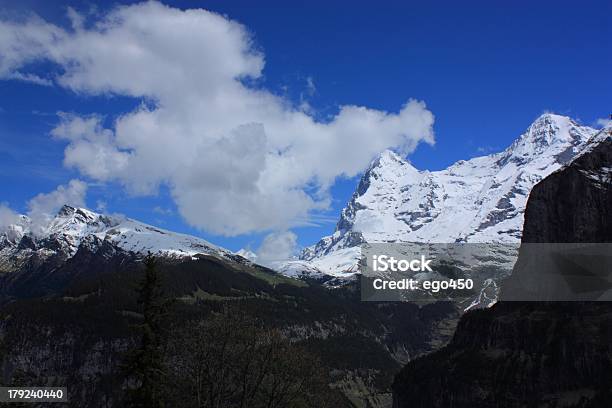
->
[124,254,169,408]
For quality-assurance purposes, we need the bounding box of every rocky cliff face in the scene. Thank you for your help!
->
[521,129,612,244]
[392,129,612,408]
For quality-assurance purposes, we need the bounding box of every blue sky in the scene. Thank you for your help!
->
[0,0,610,253]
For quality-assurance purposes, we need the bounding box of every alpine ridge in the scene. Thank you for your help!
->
[280,114,600,281]
[0,204,236,275]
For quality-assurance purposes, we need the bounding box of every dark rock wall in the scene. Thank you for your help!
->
[392,131,612,408]
[522,133,612,243]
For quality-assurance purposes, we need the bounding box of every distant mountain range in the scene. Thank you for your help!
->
[0,205,229,263]
[0,205,459,408]
[278,114,602,282]
[0,205,253,298]
[0,114,605,288]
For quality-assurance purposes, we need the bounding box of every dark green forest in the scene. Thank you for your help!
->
[0,250,457,407]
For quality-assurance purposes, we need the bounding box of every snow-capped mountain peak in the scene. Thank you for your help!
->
[373,149,411,169]
[280,114,600,281]
[363,149,421,183]
[0,205,231,267]
[235,248,257,262]
[497,113,587,167]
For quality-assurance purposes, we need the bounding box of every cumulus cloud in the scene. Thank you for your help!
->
[27,179,88,235]
[0,203,20,230]
[51,113,130,180]
[0,181,88,237]
[255,231,299,266]
[0,1,435,236]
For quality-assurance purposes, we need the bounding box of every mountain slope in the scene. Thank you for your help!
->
[391,128,612,408]
[0,205,231,271]
[0,215,460,407]
[0,205,258,298]
[0,205,228,262]
[286,114,599,280]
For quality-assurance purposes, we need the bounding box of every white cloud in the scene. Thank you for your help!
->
[305,76,316,96]
[0,203,20,231]
[0,181,88,237]
[0,1,435,236]
[596,118,611,128]
[51,113,131,180]
[152,206,173,215]
[255,231,298,266]
[6,71,52,86]
[96,200,108,213]
[476,145,499,154]
[27,179,88,235]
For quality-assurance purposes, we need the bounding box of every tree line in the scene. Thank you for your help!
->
[122,256,345,408]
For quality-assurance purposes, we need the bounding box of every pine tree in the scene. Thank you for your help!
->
[124,255,169,408]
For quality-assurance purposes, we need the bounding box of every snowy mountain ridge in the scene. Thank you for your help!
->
[279,114,600,281]
[0,205,234,273]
